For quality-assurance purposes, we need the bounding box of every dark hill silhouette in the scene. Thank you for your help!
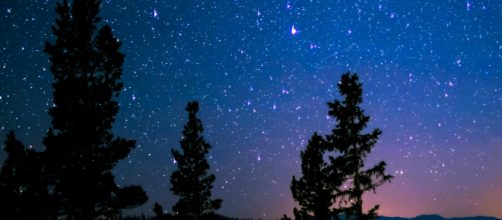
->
[378,215,501,220]
[119,214,501,220]
[288,215,502,220]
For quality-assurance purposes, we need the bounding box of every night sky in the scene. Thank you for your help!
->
[1,0,502,218]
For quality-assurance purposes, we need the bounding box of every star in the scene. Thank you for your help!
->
[291,25,297,35]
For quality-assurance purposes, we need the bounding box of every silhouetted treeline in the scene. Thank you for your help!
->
[121,214,261,220]
[0,0,226,219]
[0,1,396,220]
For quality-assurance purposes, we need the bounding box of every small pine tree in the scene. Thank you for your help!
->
[0,131,53,219]
[326,72,393,219]
[153,202,164,218]
[42,0,147,218]
[0,131,28,219]
[290,133,333,220]
[280,214,293,220]
[170,101,222,219]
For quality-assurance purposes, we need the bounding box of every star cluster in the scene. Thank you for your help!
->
[1,0,501,218]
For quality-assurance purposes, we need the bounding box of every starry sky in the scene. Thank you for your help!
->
[1,0,502,219]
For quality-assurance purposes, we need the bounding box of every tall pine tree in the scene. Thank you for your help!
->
[42,0,146,218]
[170,101,222,219]
[290,72,392,220]
[290,133,333,220]
[326,72,393,220]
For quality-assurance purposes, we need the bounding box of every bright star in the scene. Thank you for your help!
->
[153,9,158,18]
[291,25,297,35]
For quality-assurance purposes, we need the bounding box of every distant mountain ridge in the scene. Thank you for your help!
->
[379,215,501,220]
[156,214,502,220]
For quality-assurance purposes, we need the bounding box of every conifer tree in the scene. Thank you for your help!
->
[326,72,393,219]
[290,133,333,220]
[0,131,54,219]
[153,202,164,219]
[153,202,173,220]
[280,214,293,220]
[170,101,222,219]
[290,72,392,220]
[42,0,147,218]
[0,131,25,219]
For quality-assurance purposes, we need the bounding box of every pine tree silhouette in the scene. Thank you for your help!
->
[42,0,147,218]
[291,133,333,220]
[289,72,392,220]
[0,131,54,219]
[326,72,393,220]
[153,202,164,218]
[153,203,168,220]
[170,101,222,219]
[0,131,25,219]
[280,214,293,220]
